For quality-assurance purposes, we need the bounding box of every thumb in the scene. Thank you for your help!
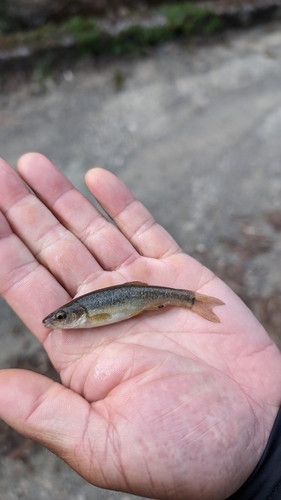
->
[0,370,96,477]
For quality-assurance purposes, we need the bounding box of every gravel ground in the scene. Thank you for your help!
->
[1,21,281,499]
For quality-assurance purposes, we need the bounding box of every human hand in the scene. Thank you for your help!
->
[0,153,281,500]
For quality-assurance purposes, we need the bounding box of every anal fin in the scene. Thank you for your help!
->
[145,302,170,311]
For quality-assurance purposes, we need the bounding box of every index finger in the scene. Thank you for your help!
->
[0,210,68,343]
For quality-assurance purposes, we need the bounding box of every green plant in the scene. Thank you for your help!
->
[0,2,224,70]
[113,68,125,91]
[158,2,223,35]
[63,16,102,54]
[33,53,55,84]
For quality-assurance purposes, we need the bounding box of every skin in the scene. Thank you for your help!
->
[0,153,281,500]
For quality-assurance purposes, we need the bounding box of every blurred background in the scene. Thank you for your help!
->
[1,1,281,498]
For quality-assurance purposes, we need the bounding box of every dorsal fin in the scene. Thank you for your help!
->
[124,281,148,286]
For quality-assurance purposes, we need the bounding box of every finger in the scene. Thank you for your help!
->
[0,211,70,342]
[0,370,97,481]
[0,369,127,492]
[85,168,181,259]
[0,157,102,295]
[17,153,139,271]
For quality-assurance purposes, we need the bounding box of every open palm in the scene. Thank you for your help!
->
[0,153,281,500]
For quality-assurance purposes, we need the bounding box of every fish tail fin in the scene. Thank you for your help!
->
[192,292,225,323]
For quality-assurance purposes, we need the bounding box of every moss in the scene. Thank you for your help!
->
[158,3,223,35]
[62,4,223,56]
[113,68,125,91]
[109,24,174,55]
[63,16,100,47]
[0,2,224,65]
[33,53,55,83]
[63,17,168,56]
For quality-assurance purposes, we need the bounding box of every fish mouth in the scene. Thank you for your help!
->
[42,314,56,329]
[42,320,53,329]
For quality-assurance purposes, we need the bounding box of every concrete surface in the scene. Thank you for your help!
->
[1,20,281,499]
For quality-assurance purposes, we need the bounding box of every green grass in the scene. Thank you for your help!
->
[33,53,55,83]
[63,16,101,55]
[0,2,224,68]
[63,3,223,56]
[159,3,223,35]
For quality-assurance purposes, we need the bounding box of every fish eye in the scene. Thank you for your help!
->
[55,310,67,321]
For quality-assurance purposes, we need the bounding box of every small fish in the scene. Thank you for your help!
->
[43,281,224,329]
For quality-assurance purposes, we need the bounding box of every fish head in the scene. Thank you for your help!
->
[43,303,87,329]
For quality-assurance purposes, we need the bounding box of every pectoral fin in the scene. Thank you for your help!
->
[89,313,112,324]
